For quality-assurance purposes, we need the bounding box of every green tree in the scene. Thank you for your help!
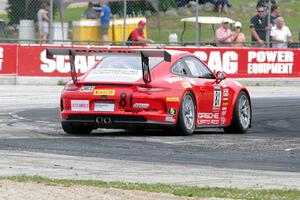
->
[7,0,48,25]
[109,0,176,16]
[158,0,176,12]
[7,0,26,24]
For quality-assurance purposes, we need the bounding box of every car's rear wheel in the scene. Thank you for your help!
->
[62,123,93,135]
[175,92,196,136]
[224,91,251,133]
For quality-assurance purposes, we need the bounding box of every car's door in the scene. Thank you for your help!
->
[182,56,221,126]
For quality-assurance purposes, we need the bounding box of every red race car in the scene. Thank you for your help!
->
[47,48,252,136]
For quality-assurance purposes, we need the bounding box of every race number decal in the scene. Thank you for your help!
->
[119,92,133,107]
[213,89,221,107]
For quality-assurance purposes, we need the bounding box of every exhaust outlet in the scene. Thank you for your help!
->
[96,117,103,124]
[104,117,112,124]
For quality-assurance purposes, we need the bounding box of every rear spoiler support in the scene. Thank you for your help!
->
[141,52,151,84]
[46,48,172,84]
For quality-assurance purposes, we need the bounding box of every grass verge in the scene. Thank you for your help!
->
[0,175,299,200]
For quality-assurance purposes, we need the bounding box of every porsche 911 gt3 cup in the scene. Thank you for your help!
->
[47,48,252,135]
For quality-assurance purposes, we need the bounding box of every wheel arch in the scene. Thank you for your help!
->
[184,89,197,110]
[175,89,197,135]
[228,88,252,128]
[177,89,197,121]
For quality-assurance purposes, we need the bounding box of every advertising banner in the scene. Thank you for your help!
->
[0,44,17,75]
[1,44,299,78]
[17,45,102,77]
[168,47,300,78]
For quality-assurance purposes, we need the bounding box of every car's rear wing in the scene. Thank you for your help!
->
[46,48,172,84]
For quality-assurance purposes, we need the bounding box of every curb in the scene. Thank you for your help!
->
[234,78,300,86]
[0,76,69,85]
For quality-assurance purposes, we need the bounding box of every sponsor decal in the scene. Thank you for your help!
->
[165,77,184,84]
[222,110,227,116]
[221,117,226,125]
[165,77,197,85]
[247,51,294,74]
[92,69,138,76]
[223,97,229,101]
[93,89,115,96]
[181,82,192,89]
[223,102,229,106]
[168,108,177,116]
[133,103,149,109]
[213,87,222,108]
[198,113,219,119]
[80,86,95,92]
[223,88,229,97]
[197,112,220,125]
[222,107,227,111]
[86,69,142,83]
[214,84,221,90]
[165,116,175,123]
[166,97,180,102]
[94,102,115,112]
[198,119,219,125]
[71,100,89,111]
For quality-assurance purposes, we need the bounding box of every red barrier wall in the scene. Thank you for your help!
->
[17,45,101,77]
[0,44,17,75]
[168,47,300,78]
[0,44,299,78]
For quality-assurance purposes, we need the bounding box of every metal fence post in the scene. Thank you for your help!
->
[49,0,54,44]
[266,0,271,48]
[123,0,127,45]
[195,0,199,46]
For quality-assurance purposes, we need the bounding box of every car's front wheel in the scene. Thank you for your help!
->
[175,92,196,136]
[224,91,251,133]
[62,123,93,135]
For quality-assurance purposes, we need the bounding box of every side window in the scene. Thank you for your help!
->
[171,60,190,76]
[183,57,215,79]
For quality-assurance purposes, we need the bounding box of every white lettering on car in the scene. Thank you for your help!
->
[133,103,149,109]
[198,119,219,125]
[198,113,219,119]
[71,100,89,111]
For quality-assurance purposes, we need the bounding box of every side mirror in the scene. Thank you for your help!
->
[216,71,226,83]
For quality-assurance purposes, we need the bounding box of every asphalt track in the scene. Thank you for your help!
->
[2,97,299,174]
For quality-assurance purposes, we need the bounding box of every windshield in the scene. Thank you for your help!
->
[95,55,163,70]
[84,55,163,83]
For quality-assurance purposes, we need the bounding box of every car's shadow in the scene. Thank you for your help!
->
[73,128,228,137]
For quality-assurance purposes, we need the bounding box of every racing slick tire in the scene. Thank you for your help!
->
[62,123,93,135]
[224,91,251,133]
[175,92,196,136]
